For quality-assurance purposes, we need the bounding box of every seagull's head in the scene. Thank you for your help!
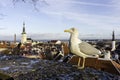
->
[64,28,79,35]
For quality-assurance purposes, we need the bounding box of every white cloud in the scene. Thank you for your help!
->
[32,0,120,39]
[42,10,120,31]
[68,1,113,7]
[110,0,120,16]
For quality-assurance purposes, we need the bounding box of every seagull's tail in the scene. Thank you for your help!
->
[87,51,104,58]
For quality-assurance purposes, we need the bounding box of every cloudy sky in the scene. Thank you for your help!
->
[0,0,120,40]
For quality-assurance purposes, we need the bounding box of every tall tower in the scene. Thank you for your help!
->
[14,34,16,44]
[21,22,27,44]
[111,30,116,51]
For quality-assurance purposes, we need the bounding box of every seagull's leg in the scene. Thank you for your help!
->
[78,57,85,69]
[77,57,81,67]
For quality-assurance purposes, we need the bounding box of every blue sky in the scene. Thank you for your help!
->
[0,0,120,40]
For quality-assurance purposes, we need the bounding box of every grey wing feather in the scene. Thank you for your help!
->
[79,41,100,55]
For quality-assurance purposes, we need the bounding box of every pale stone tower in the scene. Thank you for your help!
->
[14,34,16,44]
[21,22,27,44]
[111,30,116,51]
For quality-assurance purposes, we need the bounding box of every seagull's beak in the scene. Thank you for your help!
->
[64,29,70,32]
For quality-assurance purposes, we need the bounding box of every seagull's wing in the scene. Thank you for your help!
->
[79,41,100,55]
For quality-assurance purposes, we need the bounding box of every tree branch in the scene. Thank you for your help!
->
[12,0,48,11]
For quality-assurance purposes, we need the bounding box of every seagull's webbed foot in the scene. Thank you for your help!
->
[72,57,85,69]
[72,64,84,69]
[77,66,84,69]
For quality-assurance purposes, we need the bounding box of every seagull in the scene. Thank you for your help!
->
[64,27,101,69]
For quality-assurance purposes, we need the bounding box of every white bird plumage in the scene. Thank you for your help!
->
[64,27,101,69]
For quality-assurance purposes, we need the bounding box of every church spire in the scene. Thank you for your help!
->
[111,30,116,51]
[22,22,26,34]
[21,22,27,44]
[112,30,115,41]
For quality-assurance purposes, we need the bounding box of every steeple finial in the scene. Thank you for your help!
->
[112,30,115,41]
[23,21,25,27]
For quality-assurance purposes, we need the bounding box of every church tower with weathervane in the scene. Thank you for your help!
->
[21,22,27,44]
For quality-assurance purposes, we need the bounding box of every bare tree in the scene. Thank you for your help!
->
[12,0,48,11]
[0,0,48,19]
